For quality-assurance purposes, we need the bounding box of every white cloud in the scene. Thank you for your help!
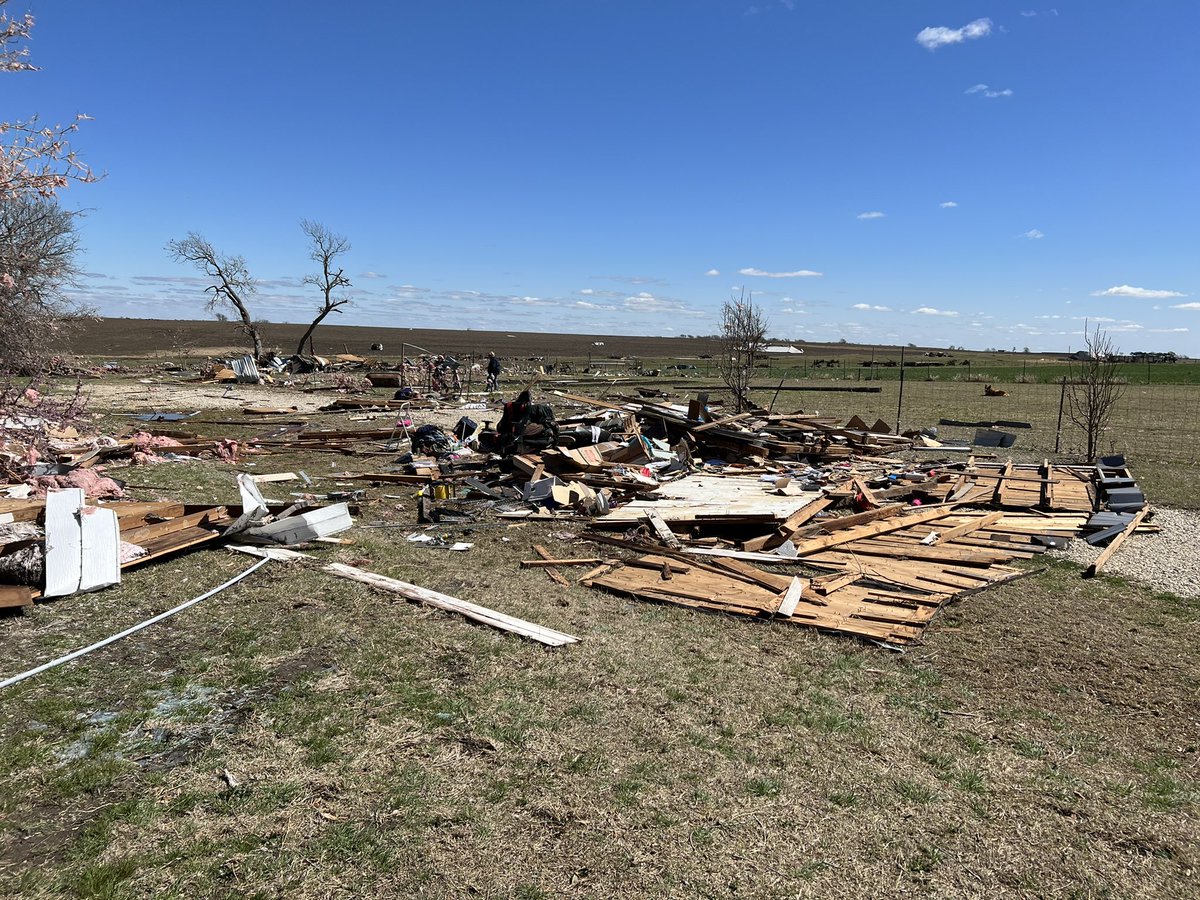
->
[966,83,1013,98]
[1021,10,1038,16]
[1022,229,1046,240]
[852,303,892,311]
[1149,327,1189,333]
[359,271,387,279]
[1093,284,1186,300]
[739,267,823,278]
[916,17,993,51]
[913,306,959,317]
[1173,302,1200,310]
[940,201,958,208]
[857,211,886,220]
[705,268,720,276]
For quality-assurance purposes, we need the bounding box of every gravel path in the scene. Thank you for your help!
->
[1053,507,1200,599]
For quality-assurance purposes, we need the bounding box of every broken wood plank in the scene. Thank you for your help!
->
[324,563,579,646]
[1086,507,1150,577]
[643,511,682,549]
[741,496,833,552]
[0,585,33,609]
[788,505,957,558]
[777,577,805,617]
[521,557,604,568]
[929,511,1005,545]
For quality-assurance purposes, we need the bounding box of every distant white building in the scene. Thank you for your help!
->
[762,344,805,354]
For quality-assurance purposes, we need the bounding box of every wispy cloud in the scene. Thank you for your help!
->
[913,306,959,317]
[590,274,666,286]
[966,83,1013,98]
[1022,229,1045,240]
[358,271,387,279]
[852,303,892,311]
[939,201,958,208]
[1172,302,1200,310]
[705,268,720,276]
[856,211,886,220]
[1021,10,1038,16]
[739,267,823,278]
[916,17,993,51]
[1093,284,1186,300]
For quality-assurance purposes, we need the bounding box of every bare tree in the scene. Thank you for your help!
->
[717,289,769,412]
[1065,324,1126,460]
[296,220,351,357]
[0,197,89,373]
[1,3,96,199]
[167,232,265,361]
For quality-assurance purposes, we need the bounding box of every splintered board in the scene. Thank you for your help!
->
[585,554,970,645]
[599,474,824,526]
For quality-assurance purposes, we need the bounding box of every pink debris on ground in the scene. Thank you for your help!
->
[129,431,184,450]
[29,467,125,499]
[209,439,239,462]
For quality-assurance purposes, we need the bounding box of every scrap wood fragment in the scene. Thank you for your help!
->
[531,544,570,585]
[741,496,833,552]
[928,511,1005,545]
[0,585,33,609]
[520,556,605,568]
[642,511,681,549]
[324,563,579,646]
[787,505,957,558]
[1085,507,1150,578]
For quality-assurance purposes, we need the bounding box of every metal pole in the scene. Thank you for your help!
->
[769,377,785,413]
[400,342,407,388]
[1054,379,1067,454]
[895,345,906,434]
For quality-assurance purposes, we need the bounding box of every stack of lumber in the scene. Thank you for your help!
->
[578,460,1155,645]
[550,390,913,462]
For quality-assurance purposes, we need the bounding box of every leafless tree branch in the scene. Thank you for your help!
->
[296,219,352,357]
[166,232,265,361]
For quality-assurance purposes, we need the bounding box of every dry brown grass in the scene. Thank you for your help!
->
[0,375,1197,898]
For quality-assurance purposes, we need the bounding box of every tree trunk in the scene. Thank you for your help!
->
[229,297,263,362]
[296,309,332,357]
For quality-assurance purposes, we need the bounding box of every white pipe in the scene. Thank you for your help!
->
[0,557,270,691]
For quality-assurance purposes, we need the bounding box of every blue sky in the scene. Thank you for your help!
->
[16,1,1200,353]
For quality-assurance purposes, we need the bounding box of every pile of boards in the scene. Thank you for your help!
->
[0,491,353,611]
[548,390,914,462]
[570,459,1152,646]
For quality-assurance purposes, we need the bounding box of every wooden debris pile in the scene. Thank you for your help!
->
[0,485,354,610]
[571,458,1155,646]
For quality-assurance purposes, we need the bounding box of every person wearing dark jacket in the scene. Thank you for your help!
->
[486,351,501,391]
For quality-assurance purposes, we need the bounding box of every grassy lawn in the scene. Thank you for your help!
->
[1,371,1197,897]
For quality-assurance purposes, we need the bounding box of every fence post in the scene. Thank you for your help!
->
[1054,379,1067,454]
[895,345,906,434]
[400,342,407,388]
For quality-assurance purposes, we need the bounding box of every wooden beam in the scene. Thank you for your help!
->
[325,563,579,646]
[741,496,833,552]
[931,512,1005,545]
[1086,507,1150,577]
[788,505,956,558]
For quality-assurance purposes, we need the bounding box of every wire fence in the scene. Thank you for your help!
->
[744,378,1200,467]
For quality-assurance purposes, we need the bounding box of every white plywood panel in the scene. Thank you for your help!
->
[43,489,85,598]
[79,506,121,593]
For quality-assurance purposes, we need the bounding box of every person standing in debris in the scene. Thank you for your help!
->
[486,351,501,391]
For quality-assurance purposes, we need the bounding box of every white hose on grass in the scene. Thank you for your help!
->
[0,557,270,691]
